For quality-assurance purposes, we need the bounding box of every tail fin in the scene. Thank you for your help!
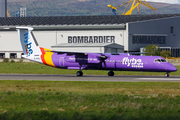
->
[16,27,41,56]
[16,27,55,66]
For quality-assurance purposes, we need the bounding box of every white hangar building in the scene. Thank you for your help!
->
[0,14,180,59]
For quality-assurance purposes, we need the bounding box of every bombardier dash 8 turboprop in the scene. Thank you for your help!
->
[17,27,177,77]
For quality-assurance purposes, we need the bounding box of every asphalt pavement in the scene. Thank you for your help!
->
[0,74,180,82]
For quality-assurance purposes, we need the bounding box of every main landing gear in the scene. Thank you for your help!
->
[164,72,170,77]
[77,64,83,77]
[108,70,114,76]
[76,71,83,77]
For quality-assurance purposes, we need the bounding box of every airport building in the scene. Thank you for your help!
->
[0,14,180,59]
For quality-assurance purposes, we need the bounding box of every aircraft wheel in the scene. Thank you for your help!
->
[108,71,114,76]
[76,71,83,77]
[164,72,169,77]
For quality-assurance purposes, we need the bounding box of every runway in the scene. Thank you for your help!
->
[0,74,180,82]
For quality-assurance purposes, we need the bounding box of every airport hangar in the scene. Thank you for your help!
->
[0,14,180,60]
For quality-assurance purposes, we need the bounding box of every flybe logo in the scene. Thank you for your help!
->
[24,32,33,56]
[122,57,143,68]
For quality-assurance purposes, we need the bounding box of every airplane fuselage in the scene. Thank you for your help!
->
[24,51,177,73]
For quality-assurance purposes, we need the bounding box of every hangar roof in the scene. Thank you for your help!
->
[0,14,180,26]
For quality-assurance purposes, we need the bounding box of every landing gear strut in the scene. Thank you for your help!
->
[77,64,83,77]
[108,70,114,76]
[164,72,170,77]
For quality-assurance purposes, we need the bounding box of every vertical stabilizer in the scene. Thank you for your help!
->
[17,27,56,65]
[17,27,41,57]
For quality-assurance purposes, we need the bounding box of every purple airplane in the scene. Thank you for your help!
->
[17,27,177,77]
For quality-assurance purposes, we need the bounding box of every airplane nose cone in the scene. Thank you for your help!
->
[172,66,177,72]
[168,65,177,72]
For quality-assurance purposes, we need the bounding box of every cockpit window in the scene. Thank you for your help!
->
[155,59,161,62]
[154,59,167,62]
[161,59,167,62]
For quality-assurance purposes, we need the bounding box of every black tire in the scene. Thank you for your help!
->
[111,71,114,76]
[108,71,114,76]
[81,71,83,76]
[76,71,83,77]
[165,73,169,77]
[108,72,111,76]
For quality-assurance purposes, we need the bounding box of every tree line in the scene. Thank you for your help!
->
[144,44,171,58]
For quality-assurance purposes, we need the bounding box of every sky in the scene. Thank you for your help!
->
[146,0,180,4]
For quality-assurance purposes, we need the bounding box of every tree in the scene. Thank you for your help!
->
[160,50,171,58]
[144,44,161,56]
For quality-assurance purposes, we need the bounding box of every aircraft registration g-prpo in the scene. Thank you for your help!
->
[17,27,177,77]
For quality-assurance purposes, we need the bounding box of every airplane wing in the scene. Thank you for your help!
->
[45,50,100,55]
[45,50,108,60]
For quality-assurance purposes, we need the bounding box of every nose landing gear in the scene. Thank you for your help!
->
[164,72,170,77]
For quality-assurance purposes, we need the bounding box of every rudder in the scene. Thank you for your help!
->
[17,27,41,57]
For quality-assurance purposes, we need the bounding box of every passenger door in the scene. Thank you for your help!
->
[59,57,64,67]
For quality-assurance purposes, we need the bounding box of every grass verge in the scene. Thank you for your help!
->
[0,62,179,76]
[0,81,180,119]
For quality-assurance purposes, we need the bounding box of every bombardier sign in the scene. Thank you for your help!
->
[68,36,115,43]
[132,35,166,44]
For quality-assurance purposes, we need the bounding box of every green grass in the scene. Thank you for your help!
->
[0,62,179,119]
[0,81,180,119]
[0,62,179,76]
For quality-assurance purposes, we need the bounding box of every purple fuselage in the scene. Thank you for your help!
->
[49,53,177,72]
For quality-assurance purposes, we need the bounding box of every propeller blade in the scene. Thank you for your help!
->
[103,61,107,69]
[98,55,107,69]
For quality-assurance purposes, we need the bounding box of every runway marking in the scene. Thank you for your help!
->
[138,78,180,81]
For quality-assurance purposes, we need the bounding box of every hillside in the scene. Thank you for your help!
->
[7,0,180,16]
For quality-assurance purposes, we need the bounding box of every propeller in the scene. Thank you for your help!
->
[98,47,108,69]
[99,55,108,69]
